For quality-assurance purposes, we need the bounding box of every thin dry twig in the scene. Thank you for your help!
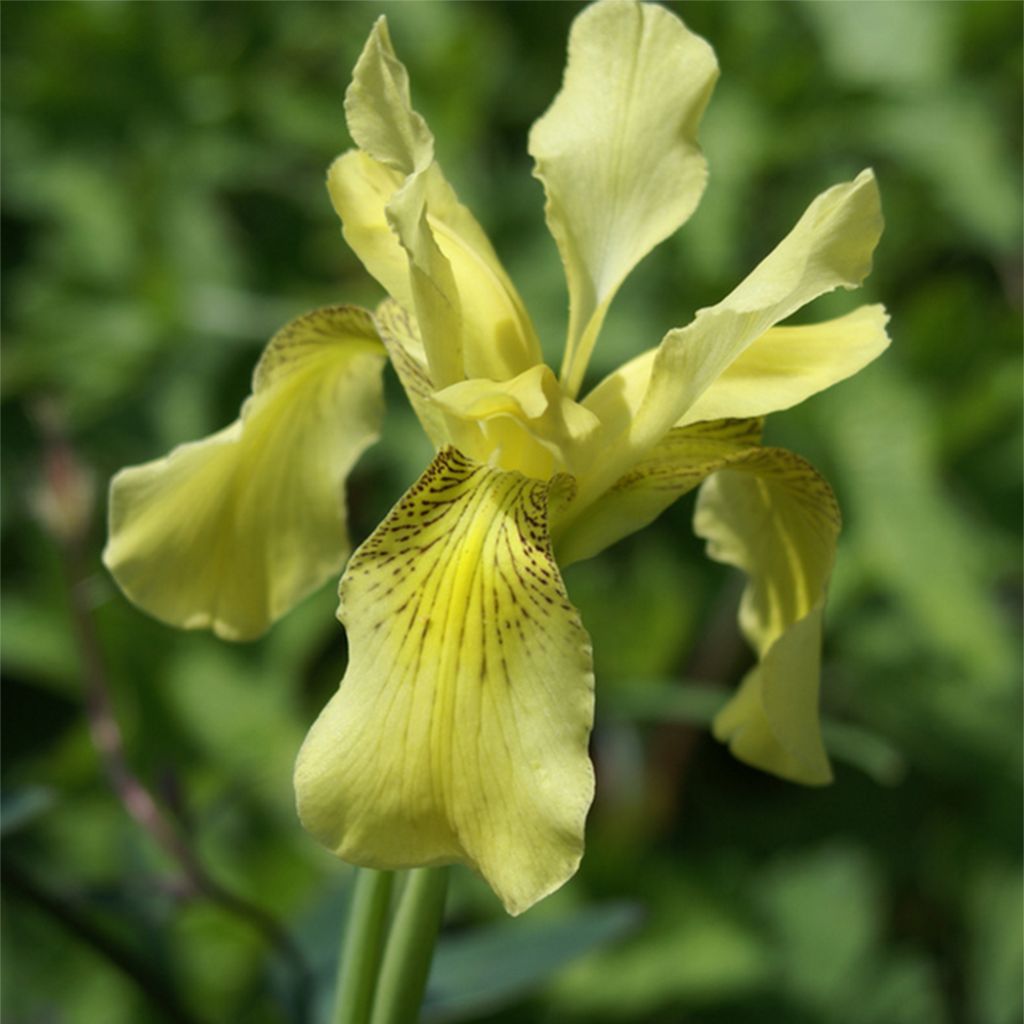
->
[32,409,314,1022]
[2,859,204,1024]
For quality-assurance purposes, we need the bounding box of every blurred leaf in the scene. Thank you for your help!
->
[603,680,905,785]
[164,639,307,815]
[424,902,641,1023]
[0,592,78,688]
[551,876,771,1016]
[0,785,56,837]
[761,846,880,1009]
[564,536,702,680]
[173,902,277,1024]
[854,953,950,1024]
[818,718,906,787]
[682,82,771,284]
[603,678,725,727]
[826,368,1016,690]
[966,862,1024,1024]
[761,845,947,1024]
[803,1,955,89]
[285,875,354,1024]
[871,94,1022,252]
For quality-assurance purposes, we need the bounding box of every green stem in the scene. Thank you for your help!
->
[369,867,449,1024]
[333,869,395,1024]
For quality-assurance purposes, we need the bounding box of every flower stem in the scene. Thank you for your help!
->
[369,867,449,1024]
[333,869,395,1024]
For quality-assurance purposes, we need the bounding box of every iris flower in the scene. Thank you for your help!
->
[103,1,888,916]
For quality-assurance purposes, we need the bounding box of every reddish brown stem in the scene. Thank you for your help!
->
[36,419,312,1021]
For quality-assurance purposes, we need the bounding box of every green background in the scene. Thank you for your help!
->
[3,2,1020,1022]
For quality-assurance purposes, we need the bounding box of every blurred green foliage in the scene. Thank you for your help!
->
[2,2,1020,1023]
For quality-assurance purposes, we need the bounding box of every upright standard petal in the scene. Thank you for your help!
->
[529,0,718,396]
[103,307,386,641]
[294,448,595,916]
[579,169,883,505]
[344,18,460,388]
[694,449,840,785]
[336,20,541,385]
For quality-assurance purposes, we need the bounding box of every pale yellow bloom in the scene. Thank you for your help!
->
[104,1,888,915]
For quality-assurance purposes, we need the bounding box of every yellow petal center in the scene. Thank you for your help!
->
[432,364,600,481]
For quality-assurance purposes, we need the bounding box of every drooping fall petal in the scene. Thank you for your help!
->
[694,449,841,785]
[555,424,839,784]
[103,307,385,641]
[529,0,718,396]
[294,448,595,916]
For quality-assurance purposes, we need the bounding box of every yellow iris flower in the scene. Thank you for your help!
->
[103,1,888,916]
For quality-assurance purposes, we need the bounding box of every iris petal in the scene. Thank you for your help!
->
[529,0,718,396]
[336,19,541,386]
[433,366,601,481]
[637,170,883,449]
[583,304,890,441]
[295,448,595,916]
[372,298,448,446]
[554,422,838,785]
[695,449,840,785]
[103,307,385,641]
[555,418,763,565]
[579,170,883,507]
[679,305,891,427]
